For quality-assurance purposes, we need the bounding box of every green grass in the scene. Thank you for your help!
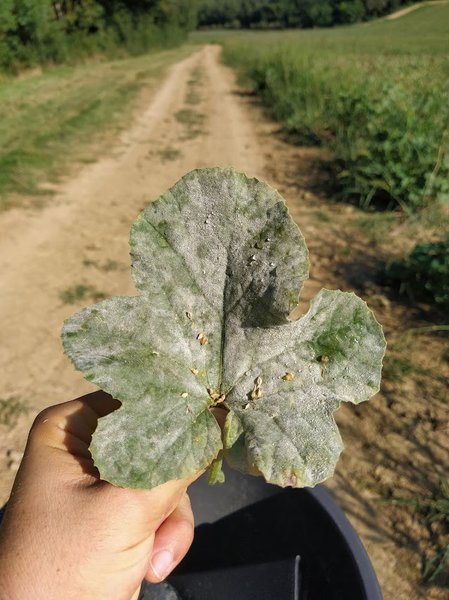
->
[83,258,121,272]
[0,397,31,427]
[383,328,449,392]
[0,45,195,210]
[60,284,107,305]
[193,5,449,213]
[442,347,449,363]
[383,353,433,383]
[385,479,449,581]
[185,88,201,105]
[158,147,182,161]
[175,107,206,139]
[185,65,203,105]
[353,212,398,243]
[175,108,205,126]
[383,234,449,305]
[313,210,331,223]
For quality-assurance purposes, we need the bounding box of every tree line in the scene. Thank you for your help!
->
[197,0,419,28]
[0,0,422,72]
[0,1,198,71]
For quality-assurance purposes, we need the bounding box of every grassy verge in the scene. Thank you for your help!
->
[0,45,195,211]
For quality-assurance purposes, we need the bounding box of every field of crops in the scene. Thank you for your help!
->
[197,4,449,216]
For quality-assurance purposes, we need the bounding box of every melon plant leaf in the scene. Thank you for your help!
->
[62,167,385,489]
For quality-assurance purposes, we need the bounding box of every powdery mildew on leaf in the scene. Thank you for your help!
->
[62,167,386,489]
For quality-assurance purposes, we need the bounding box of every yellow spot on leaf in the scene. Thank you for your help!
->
[251,387,262,400]
[251,376,263,400]
[197,332,208,345]
[282,372,295,381]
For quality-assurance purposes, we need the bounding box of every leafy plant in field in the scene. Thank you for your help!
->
[224,45,449,213]
[331,84,449,212]
[384,235,449,305]
[62,168,385,489]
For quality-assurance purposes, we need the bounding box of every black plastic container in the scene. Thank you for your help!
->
[165,465,383,600]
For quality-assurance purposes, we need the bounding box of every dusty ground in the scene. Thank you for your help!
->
[0,45,448,599]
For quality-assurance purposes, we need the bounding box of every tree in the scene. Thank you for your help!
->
[336,0,366,23]
[306,0,334,27]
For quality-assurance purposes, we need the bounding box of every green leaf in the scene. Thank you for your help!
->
[62,167,385,489]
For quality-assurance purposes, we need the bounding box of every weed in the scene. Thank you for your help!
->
[175,108,206,140]
[442,348,449,364]
[313,210,331,223]
[185,89,201,105]
[181,129,205,141]
[182,128,206,141]
[158,147,182,161]
[185,67,202,105]
[385,480,449,581]
[0,397,31,427]
[383,235,449,305]
[383,334,449,407]
[83,259,120,272]
[187,66,203,86]
[82,259,97,268]
[353,213,397,243]
[101,260,119,272]
[382,354,415,382]
[175,109,205,127]
[60,284,107,305]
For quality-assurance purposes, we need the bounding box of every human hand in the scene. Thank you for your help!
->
[0,391,197,600]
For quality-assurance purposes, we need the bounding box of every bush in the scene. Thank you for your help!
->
[384,236,449,305]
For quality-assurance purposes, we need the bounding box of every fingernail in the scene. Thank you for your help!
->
[151,549,174,580]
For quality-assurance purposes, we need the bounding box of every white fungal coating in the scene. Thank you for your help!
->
[62,167,385,491]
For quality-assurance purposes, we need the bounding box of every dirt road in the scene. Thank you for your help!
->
[0,45,446,600]
[0,45,265,495]
[385,0,449,19]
